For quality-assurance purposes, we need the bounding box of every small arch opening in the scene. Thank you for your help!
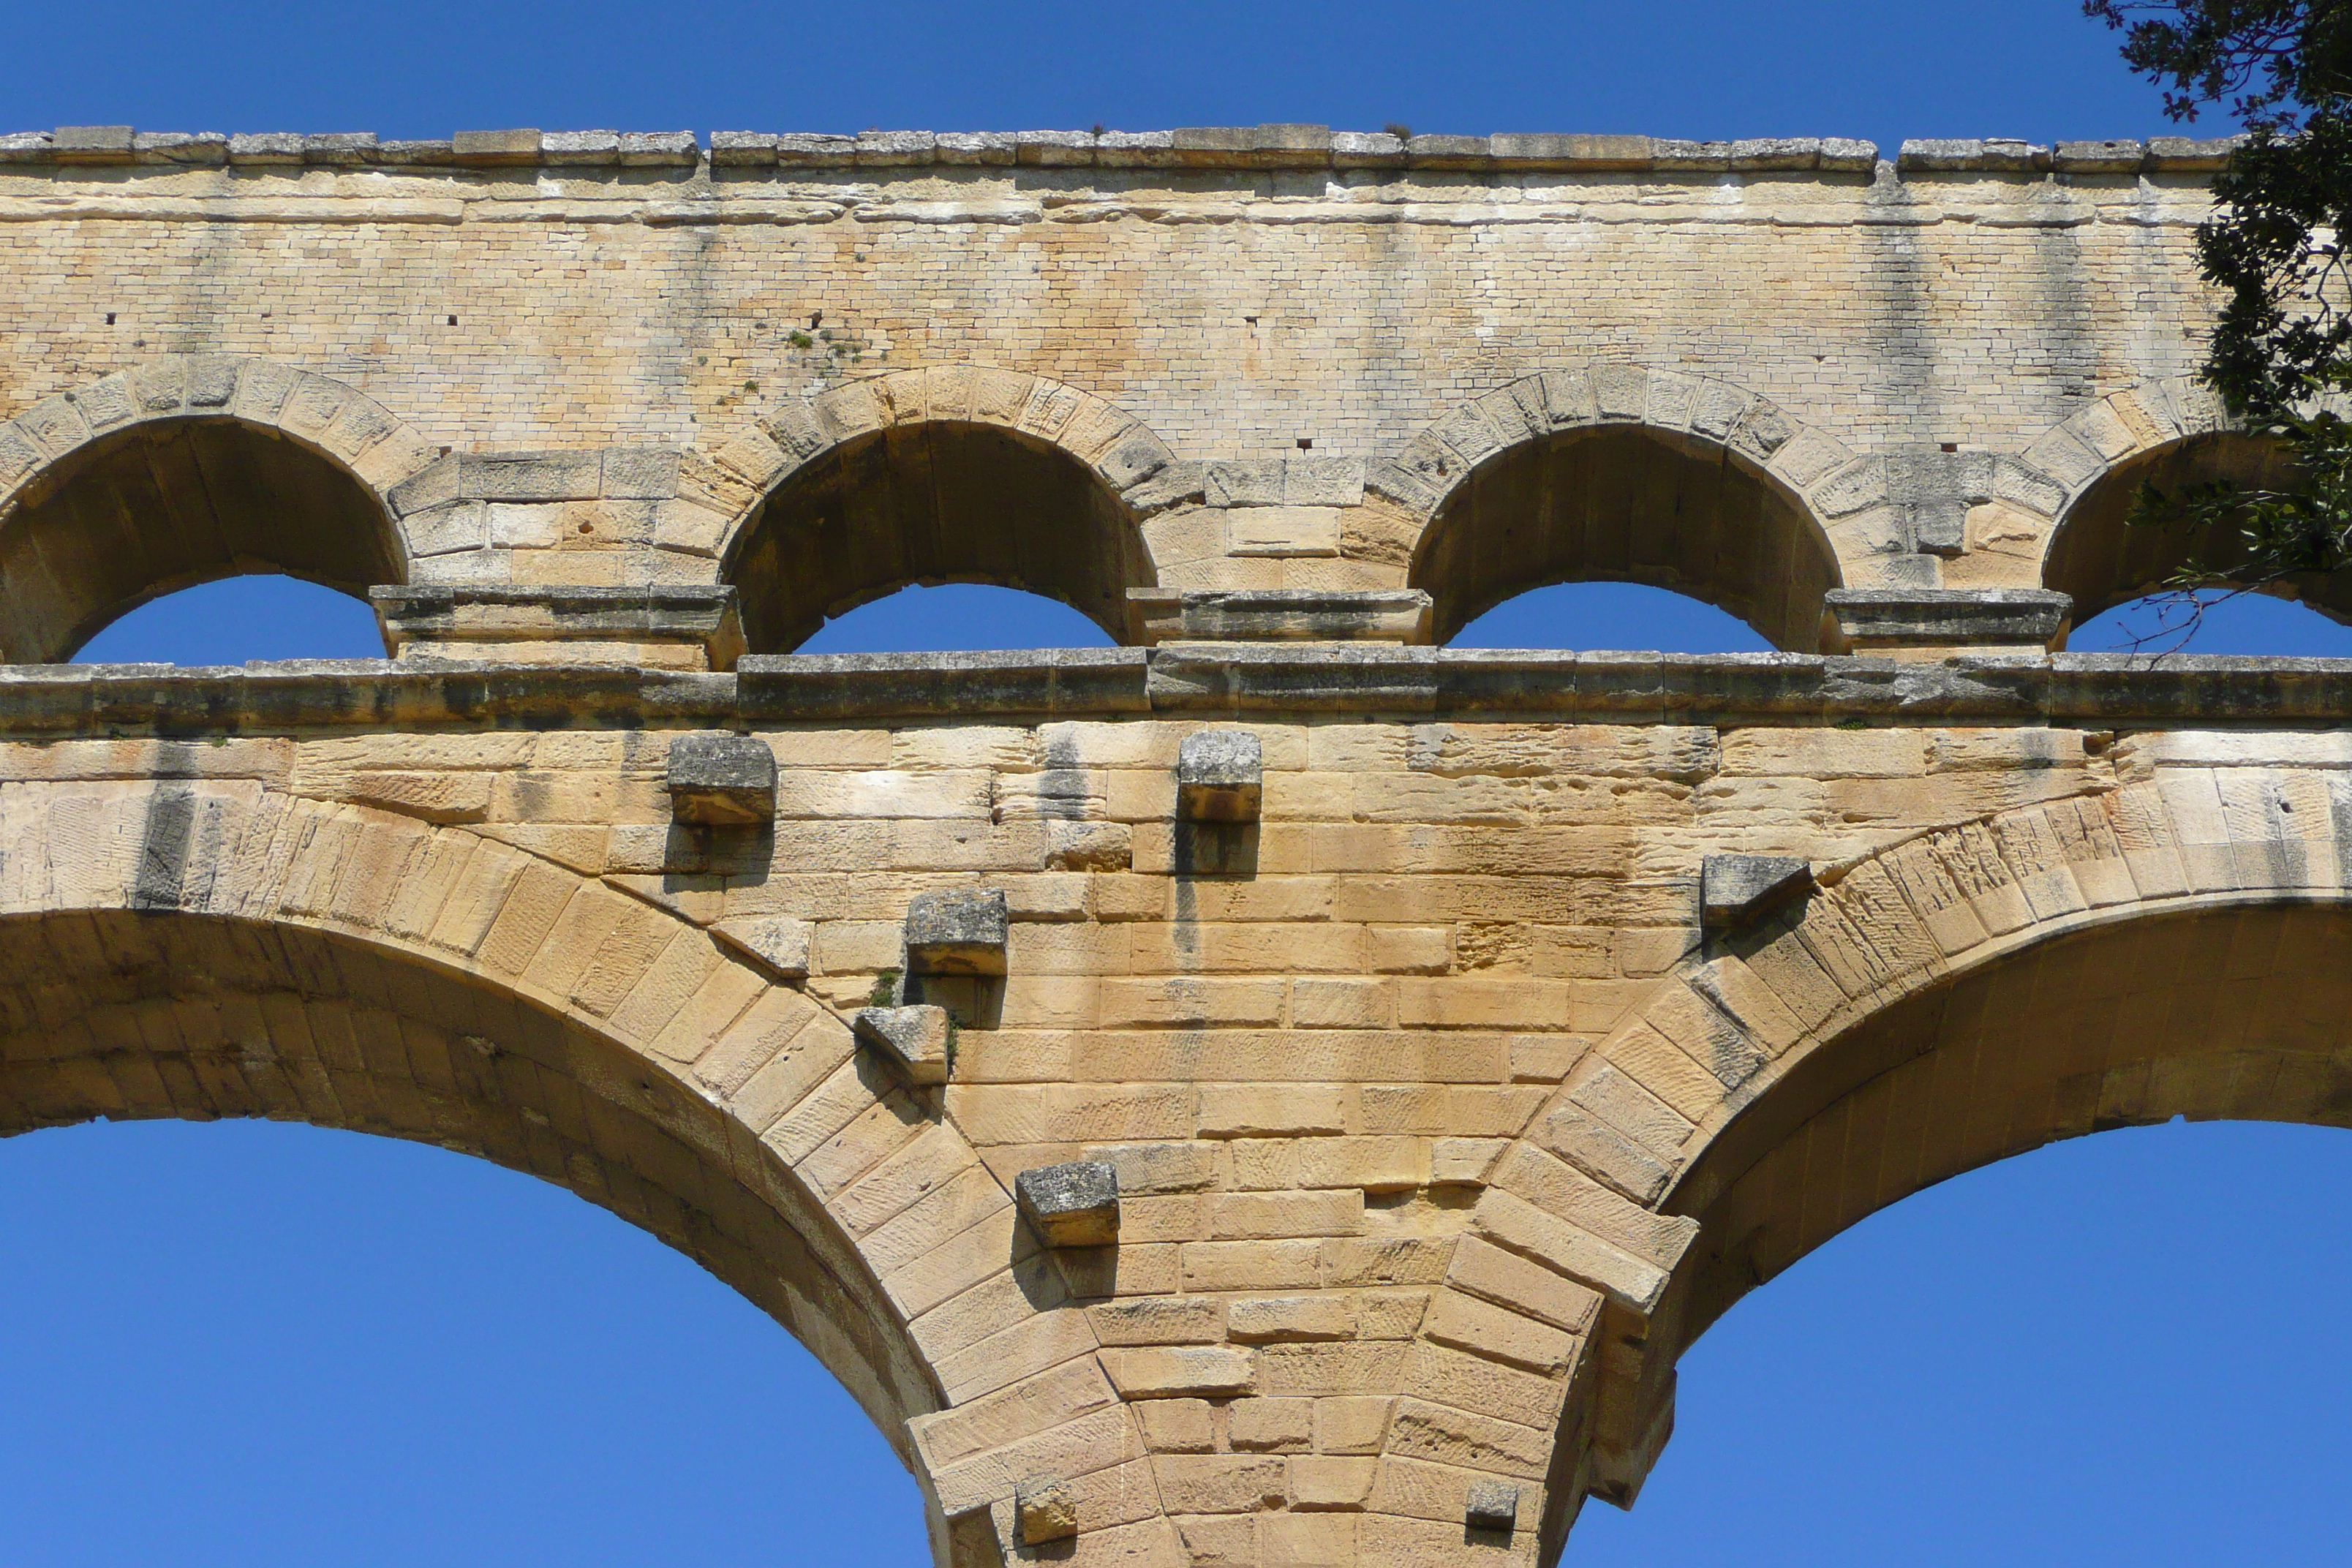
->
[0,417,404,663]
[725,422,1154,653]
[2043,431,2342,627]
[1411,425,1839,651]
[1450,581,1774,653]
[2068,588,2352,656]
[74,574,385,665]
[796,581,1117,655]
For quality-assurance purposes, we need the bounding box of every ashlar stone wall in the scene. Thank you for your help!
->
[3,655,2349,1568]
[0,127,2284,658]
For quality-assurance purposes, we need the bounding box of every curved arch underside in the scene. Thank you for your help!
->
[726,422,1155,654]
[1671,901,2352,1354]
[1414,426,1840,651]
[2043,433,2344,629]
[0,905,934,1464]
[0,419,402,663]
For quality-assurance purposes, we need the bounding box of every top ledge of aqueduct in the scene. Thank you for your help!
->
[8,124,2242,177]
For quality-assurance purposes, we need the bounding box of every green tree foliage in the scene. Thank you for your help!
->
[2089,3,2352,625]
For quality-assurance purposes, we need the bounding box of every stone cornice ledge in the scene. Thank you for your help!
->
[0,647,2349,734]
[2,126,2242,181]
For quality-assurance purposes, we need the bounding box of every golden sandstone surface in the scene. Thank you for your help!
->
[0,125,2344,1566]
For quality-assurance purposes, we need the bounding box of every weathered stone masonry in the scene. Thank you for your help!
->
[1,124,2348,1568]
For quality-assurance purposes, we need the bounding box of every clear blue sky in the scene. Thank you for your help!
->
[19,2,2352,1564]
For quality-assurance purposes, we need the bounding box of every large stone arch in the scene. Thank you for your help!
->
[0,772,1175,1568]
[2025,381,2330,630]
[1375,366,1855,650]
[701,368,1176,652]
[1403,751,2352,1562]
[0,358,441,662]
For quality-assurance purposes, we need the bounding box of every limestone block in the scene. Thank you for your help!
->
[855,1004,952,1085]
[1315,1397,1394,1455]
[1292,1456,1377,1511]
[1152,1455,1289,1515]
[342,769,491,825]
[1229,505,1344,558]
[666,733,776,825]
[1699,853,1814,930]
[1016,1159,1120,1247]
[1100,1346,1255,1399]
[1822,588,2072,654]
[452,128,542,164]
[709,915,811,979]
[1016,1477,1079,1545]
[1090,1296,1224,1346]
[1178,731,1264,823]
[1465,1479,1521,1534]
[1125,588,1434,645]
[1134,1398,1215,1452]
[1227,1397,1313,1451]
[1229,1296,1358,1343]
[905,888,1009,975]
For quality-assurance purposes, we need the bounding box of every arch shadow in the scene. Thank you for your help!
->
[728,421,1152,652]
[2042,431,2338,630]
[1413,425,1841,649]
[0,360,436,663]
[1387,369,1846,652]
[716,369,1172,653]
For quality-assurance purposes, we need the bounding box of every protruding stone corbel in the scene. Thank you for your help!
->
[710,915,810,979]
[1014,1477,1079,1545]
[371,584,746,670]
[1820,587,2071,658]
[1125,587,1433,644]
[903,889,1009,975]
[1465,1480,1521,1534]
[666,733,776,825]
[1015,1161,1120,1248]
[1177,730,1264,822]
[1700,853,1814,932]
[854,1004,951,1085]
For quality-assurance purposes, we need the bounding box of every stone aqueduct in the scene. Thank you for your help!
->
[0,122,2345,1564]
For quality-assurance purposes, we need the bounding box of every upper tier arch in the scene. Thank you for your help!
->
[1378,366,1852,649]
[709,368,1175,652]
[2008,377,2345,628]
[0,358,440,661]
[2030,380,2327,626]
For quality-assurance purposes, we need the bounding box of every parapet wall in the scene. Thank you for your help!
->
[0,128,2277,666]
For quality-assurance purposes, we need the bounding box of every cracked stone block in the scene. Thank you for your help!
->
[1178,730,1264,822]
[1700,854,1814,930]
[904,889,1008,975]
[666,733,776,825]
[1015,1477,1078,1545]
[855,1004,951,1085]
[1015,1160,1120,1248]
[1465,1480,1520,1533]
